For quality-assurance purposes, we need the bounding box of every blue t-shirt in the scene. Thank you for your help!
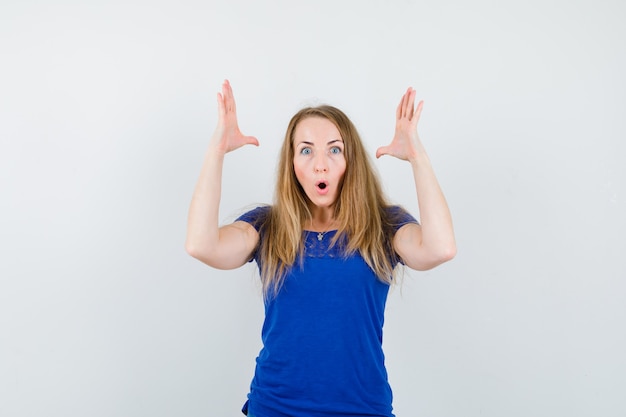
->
[236,205,417,417]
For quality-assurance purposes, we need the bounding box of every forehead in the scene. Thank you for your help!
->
[293,116,342,142]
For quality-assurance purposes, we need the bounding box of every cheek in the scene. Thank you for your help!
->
[336,158,347,180]
[293,159,306,185]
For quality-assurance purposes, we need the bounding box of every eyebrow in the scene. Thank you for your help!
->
[297,139,344,146]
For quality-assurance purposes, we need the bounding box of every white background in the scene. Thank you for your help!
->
[1,0,624,416]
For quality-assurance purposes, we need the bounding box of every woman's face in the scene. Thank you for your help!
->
[293,116,346,210]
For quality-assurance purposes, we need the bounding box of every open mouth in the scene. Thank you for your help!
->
[316,180,329,193]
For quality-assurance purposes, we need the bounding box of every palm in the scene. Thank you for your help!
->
[214,80,259,154]
[376,87,423,161]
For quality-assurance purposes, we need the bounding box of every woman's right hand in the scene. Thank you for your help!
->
[211,80,259,154]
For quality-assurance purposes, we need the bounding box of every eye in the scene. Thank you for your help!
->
[330,146,342,155]
[300,147,312,155]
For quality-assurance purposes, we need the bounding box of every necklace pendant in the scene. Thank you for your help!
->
[317,232,324,241]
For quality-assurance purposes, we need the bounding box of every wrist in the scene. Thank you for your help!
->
[408,150,431,169]
[206,141,228,159]
[207,130,230,157]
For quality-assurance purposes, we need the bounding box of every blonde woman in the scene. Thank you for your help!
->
[186,80,456,417]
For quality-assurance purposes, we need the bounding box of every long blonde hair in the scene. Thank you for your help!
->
[256,105,402,298]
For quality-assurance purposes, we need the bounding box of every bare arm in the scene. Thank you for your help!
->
[377,88,456,270]
[185,80,260,270]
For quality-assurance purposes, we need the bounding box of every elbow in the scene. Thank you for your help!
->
[185,240,200,259]
[410,242,456,271]
[432,241,456,266]
[185,240,224,268]
[440,242,457,263]
[185,239,209,262]
[426,247,456,270]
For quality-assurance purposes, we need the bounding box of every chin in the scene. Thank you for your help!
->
[312,199,337,209]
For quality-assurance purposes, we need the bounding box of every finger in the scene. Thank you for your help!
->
[245,135,260,147]
[220,81,229,113]
[376,145,390,159]
[413,100,424,125]
[222,80,231,112]
[222,80,233,113]
[216,92,225,121]
[401,88,411,119]
[404,87,414,118]
[407,89,417,120]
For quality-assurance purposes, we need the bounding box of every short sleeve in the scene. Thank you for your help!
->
[234,205,270,265]
[235,205,271,232]
[385,205,419,233]
[384,206,418,267]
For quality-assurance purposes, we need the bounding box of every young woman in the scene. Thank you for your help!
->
[186,80,456,417]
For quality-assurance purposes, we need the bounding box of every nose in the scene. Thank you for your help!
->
[314,154,328,172]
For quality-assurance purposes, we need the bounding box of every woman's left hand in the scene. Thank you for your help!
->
[376,87,424,161]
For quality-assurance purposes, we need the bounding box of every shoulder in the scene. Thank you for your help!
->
[383,205,419,232]
[235,204,272,232]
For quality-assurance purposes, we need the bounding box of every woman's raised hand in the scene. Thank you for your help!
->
[376,87,424,162]
[212,80,259,154]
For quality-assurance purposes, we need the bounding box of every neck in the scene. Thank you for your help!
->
[307,207,336,232]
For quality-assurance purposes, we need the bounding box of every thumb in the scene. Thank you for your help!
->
[376,145,390,159]
[245,135,260,147]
